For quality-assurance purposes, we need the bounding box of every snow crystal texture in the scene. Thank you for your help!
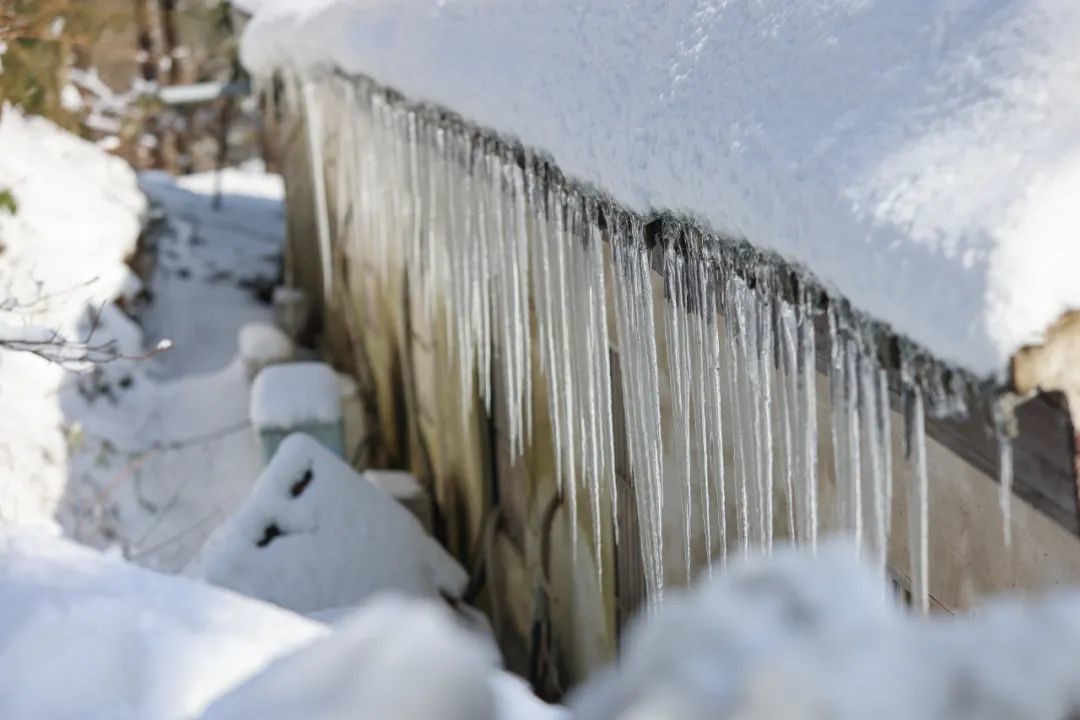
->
[240,0,1080,376]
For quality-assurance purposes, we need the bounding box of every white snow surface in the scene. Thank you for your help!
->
[240,0,1080,376]
[0,527,326,720]
[200,594,567,720]
[250,361,343,429]
[187,433,468,615]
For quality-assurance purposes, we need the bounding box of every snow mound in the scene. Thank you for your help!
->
[241,0,1080,376]
[250,362,342,429]
[200,594,565,720]
[187,433,468,615]
[0,527,326,720]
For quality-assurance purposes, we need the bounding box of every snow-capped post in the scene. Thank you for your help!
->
[250,362,344,463]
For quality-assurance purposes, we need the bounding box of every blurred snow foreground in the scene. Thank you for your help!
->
[8,528,1080,719]
[0,528,561,720]
[573,542,1080,720]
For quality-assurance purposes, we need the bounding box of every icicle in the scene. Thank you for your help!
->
[859,347,887,566]
[877,367,894,544]
[798,288,819,551]
[301,79,334,302]
[723,273,752,555]
[994,397,1019,548]
[756,281,775,553]
[689,234,719,572]
[778,300,799,542]
[612,212,665,607]
[662,225,694,580]
[845,337,863,556]
[903,369,930,615]
[827,304,847,536]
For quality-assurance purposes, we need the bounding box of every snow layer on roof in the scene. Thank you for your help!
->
[240,0,1080,376]
[250,362,342,428]
[187,433,468,615]
[0,528,325,720]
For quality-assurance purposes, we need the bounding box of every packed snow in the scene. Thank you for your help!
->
[240,0,1080,376]
[0,528,326,720]
[250,361,343,429]
[188,433,468,615]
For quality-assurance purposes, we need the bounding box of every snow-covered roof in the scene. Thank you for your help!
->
[240,0,1080,377]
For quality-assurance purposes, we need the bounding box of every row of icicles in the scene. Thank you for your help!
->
[267,70,1019,617]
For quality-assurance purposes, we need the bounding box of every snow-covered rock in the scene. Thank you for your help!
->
[199,595,567,720]
[187,433,468,615]
[240,0,1080,376]
[0,527,326,720]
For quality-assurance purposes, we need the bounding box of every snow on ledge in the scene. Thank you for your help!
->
[240,0,1080,377]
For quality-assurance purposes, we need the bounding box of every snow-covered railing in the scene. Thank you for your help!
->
[258,65,1079,626]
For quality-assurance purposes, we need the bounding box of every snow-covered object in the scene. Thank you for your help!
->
[200,595,567,720]
[250,362,342,429]
[187,433,468,615]
[0,528,326,720]
[241,0,1080,376]
[572,539,1080,719]
[570,541,895,720]
[251,362,344,458]
[238,321,294,379]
